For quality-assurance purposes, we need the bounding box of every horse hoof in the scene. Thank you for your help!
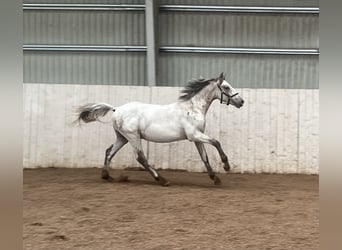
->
[161,181,170,187]
[214,176,222,186]
[102,176,114,182]
[102,171,114,182]
[224,163,231,172]
[158,176,170,187]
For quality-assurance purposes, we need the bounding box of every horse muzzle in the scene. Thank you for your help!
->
[235,97,244,108]
[220,92,244,108]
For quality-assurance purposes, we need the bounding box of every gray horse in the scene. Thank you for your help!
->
[75,73,244,186]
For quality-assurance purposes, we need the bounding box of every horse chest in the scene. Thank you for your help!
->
[185,111,206,131]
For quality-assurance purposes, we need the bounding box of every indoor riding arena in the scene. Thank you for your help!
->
[23,1,319,249]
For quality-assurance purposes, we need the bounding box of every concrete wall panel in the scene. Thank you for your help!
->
[23,84,319,174]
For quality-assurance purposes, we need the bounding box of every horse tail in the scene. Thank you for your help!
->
[74,103,115,125]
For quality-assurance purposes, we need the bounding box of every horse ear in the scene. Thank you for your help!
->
[218,72,225,84]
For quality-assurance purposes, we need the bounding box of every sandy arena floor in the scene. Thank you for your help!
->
[23,168,318,250]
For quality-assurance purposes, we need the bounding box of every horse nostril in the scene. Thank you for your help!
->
[241,100,244,105]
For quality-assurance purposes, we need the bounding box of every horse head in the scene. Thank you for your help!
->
[217,72,244,108]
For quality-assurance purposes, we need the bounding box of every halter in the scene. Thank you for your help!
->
[217,85,239,105]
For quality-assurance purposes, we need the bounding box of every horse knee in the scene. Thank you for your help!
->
[210,139,221,148]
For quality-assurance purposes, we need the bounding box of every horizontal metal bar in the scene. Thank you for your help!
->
[160,5,319,14]
[160,47,320,55]
[23,45,319,55]
[22,4,319,14]
[23,45,147,52]
[23,4,145,11]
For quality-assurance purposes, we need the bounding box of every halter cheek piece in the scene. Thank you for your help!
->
[217,85,239,105]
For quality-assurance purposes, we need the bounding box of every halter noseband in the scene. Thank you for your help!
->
[217,85,239,105]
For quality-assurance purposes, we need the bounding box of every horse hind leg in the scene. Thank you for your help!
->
[124,134,169,186]
[102,144,114,181]
[102,131,128,182]
[135,150,170,186]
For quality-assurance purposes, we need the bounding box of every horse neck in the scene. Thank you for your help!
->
[190,82,218,115]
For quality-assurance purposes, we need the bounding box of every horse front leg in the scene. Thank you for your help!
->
[188,130,231,172]
[195,142,222,186]
[208,138,231,171]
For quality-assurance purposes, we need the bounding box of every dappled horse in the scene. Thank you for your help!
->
[75,73,244,186]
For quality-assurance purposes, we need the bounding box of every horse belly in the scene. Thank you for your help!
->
[141,124,186,143]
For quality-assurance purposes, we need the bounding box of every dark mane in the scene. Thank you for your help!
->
[179,78,215,101]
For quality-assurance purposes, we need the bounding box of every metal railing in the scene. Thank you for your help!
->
[23,45,319,55]
[23,4,319,14]
[23,45,147,52]
[160,5,319,14]
[22,3,319,56]
[160,47,319,55]
[23,4,145,11]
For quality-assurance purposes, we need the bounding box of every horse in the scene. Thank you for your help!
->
[75,72,244,186]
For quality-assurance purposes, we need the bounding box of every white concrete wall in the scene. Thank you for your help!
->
[23,84,319,174]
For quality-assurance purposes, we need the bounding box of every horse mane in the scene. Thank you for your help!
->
[179,77,216,101]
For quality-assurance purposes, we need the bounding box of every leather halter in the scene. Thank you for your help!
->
[217,85,239,105]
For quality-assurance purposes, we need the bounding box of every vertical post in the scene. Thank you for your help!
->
[145,0,158,86]
[145,0,158,160]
